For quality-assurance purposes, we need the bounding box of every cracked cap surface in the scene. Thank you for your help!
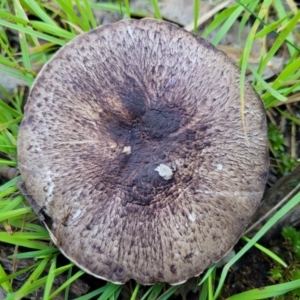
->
[18,18,269,285]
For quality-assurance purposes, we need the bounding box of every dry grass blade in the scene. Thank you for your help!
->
[185,0,233,31]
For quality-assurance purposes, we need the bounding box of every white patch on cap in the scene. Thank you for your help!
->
[175,159,184,166]
[122,146,131,155]
[217,163,223,170]
[155,164,173,180]
[33,145,41,153]
[127,26,134,39]
[188,213,196,222]
[47,182,54,197]
[45,170,55,204]
[72,209,82,220]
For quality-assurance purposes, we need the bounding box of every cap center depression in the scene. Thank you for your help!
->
[111,102,182,206]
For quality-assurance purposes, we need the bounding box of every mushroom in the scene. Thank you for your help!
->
[18,18,269,285]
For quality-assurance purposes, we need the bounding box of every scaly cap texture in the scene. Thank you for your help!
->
[18,18,269,285]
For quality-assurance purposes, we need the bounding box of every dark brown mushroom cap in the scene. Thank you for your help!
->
[18,18,269,285]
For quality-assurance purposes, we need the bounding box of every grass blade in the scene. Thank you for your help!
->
[151,0,162,20]
[193,0,200,34]
[227,278,300,299]
[213,190,300,299]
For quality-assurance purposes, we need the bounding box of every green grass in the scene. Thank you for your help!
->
[0,0,300,299]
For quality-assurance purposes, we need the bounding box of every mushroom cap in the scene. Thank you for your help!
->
[18,18,269,285]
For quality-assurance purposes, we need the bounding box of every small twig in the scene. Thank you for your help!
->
[184,0,233,31]
[245,181,300,235]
